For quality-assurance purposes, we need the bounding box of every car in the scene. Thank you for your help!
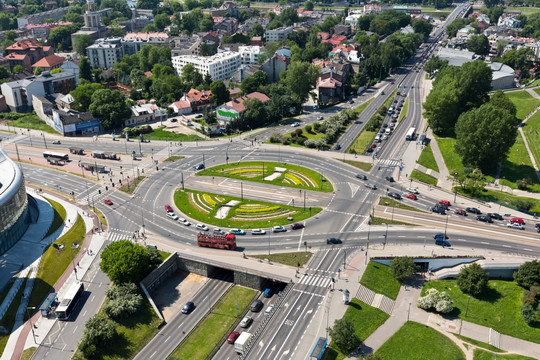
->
[52,140,61,144]
[265,304,275,315]
[349,100,354,104]
[488,213,503,220]
[250,299,263,312]
[466,207,481,214]
[388,192,401,200]
[227,331,240,344]
[291,122,301,127]
[365,183,377,190]
[431,207,446,215]
[196,223,209,231]
[406,187,419,194]
[381,91,385,95]
[382,134,388,140]
[171,118,177,122]
[454,209,467,216]
[355,174,367,180]
[333,144,341,151]
[103,198,113,205]
[167,212,179,220]
[240,316,253,328]
[435,202,449,210]
[510,217,525,224]
[182,301,195,314]
[435,238,451,247]
[291,223,304,230]
[439,200,451,206]
[213,228,226,235]
[433,232,448,239]
[477,215,493,223]
[230,228,246,235]
[386,176,395,182]
[317,116,324,120]
[263,288,273,298]
[252,228,266,235]
[327,238,342,244]
[195,114,203,119]
[536,223,540,228]
[397,91,401,95]
[178,218,191,226]
[194,163,205,170]
[507,222,525,230]
[406,193,417,200]
[273,226,286,233]
[164,204,173,212]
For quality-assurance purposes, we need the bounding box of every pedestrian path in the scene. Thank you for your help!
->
[377,159,402,168]
[355,284,395,315]
[296,273,332,289]
[106,227,134,242]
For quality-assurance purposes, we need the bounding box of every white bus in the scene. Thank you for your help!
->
[56,282,84,320]
[405,127,416,141]
[42,151,69,161]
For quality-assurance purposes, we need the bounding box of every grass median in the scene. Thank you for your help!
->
[119,175,146,194]
[144,126,203,141]
[360,261,401,300]
[417,143,439,172]
[379,196,424,213]
[44,197,67,237]
[398,97,409,123]
[252,252,312,267]
[169,286,257,360]
[339,159,373,172]
[410,169,438,186]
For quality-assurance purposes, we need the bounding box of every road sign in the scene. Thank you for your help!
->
[337,269,341,273]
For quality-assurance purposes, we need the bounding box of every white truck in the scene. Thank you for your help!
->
[234,332,252,355]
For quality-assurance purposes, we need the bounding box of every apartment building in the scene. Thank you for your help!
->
[172,51,241,81]
[238,46,261,65]
[86,37,124,69]
[265,26,294,42]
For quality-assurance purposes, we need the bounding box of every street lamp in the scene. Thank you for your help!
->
[41,132,47,149]
[341,248,347,269]
[27,129,32,147]
[444,213,449,240]
[407,302,411,321]
[26,306,37,344]
[383,223,388,249]
[465,295,471,317]
[267,221,271,256]
[70,245,79,281]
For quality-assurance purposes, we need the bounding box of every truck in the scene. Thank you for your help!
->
[197,232,236,250]
[235,332,252,355]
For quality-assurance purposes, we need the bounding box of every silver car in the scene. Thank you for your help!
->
[365,183,377,190]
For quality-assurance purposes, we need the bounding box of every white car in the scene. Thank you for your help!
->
[291,122,300,127]
[240,316,252,328]
[406,187,419,194]
[317,116,323,120]
[264,304,274,315]
[178,217,191,226]
[507,222,524,230]
[196,224,209,231]
[213,228,225,235]
[273,226,286,233]
[167,213,179,220]
[251,228,266,235]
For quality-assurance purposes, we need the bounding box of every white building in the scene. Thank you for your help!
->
[86,37,123,69]
[238,46,261,65]
[265,26,293,42]
[172,51,241,81]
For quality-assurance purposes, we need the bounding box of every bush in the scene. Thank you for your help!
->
[305,124,312,133]
[390,256,415,282]
[514,260,540,289]
[418,288,453,314]
[103,283,143,319]
[521,303,536,325]
[100,240,150,284]
[457,263,489,297]
[313,122,321,132]
[295,128,303,136]
[296,136,307,146]
[522,290,537,305]
[79,314,116,354]
[270,133,283,143]
[511,198,534,211]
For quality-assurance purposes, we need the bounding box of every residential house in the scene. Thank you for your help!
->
[216,91,270,125]
[17,7,68,28]
[320,34,347,46]
[127,102,167,126]
[123,32,170,55]
[214,17,238,36]
[231,64,261,82]
[262,50,290,83]
[168,98,192,115]
[334,24,351,37]
[60,60,81,84]
[238,46,261,65]
[4,38,54,71]
[265,26,293,42]
[32,54,65,72]
[186,88,214,112]
[171,34,202,56]
[318,74,343,104]
[24,21,72,40]
[86,37,123,69]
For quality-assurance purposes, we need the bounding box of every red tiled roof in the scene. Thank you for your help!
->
[186,88,212,103]
[32,54,65,68]
[5,53,27,60]
[170,99,191,110]
[322,35,347,46]
[318,77,342,88]
[124,32,169,40]
[6,38,44,51]
[223,92,270,113]
[144,71,152,77]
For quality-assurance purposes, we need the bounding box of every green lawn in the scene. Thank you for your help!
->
[423,280,540,343]
[169,286,257,360]
[251,252,312,267]
[119,175,146,194]
[164,155,184,162]
[44,197,67,237]
[144,126,203,141]
[347,130,376,154]
[375,321,465,360]
[326,298,390,360]
[360,261,401,300]
[505,6,540,16]
[457,187,540,213]
[28,215,85,311]
[174,188,321,229]
[417,144,439,172]
[527,78,540,87]
[399,97,409,123]
[198,161,333,192]
[20,347,37,360]
[370,217,416,226]
[454,334,505,353]
[505,90,540,121]
[379,196,424,213]
[91,206,107,227]
[10,114,57,134]
[410,169,438,186]
[436,137,463,173]
[474,349,536,360]
[500,134,540,193]
[339,159,373,172]
[523,110,540,172]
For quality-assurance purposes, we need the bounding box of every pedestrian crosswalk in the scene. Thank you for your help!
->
[106,228,134,242]
[378,159,402,167]
[296,273,333,289]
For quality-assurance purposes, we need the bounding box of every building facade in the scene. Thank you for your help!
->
[86,37,124,69]
[265,26,293,42]
[238,46,261,65]
[172,51,241,81]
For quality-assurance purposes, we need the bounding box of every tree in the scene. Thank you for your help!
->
[445,18,469,38]
[457,263,489,296]
[73,34,94,56]
[467,35,489,56]
[0,66,10,80]
[304,0,314,10]
[328,318,360,354]
[514,260,540,289]
[180,63,203,88]
[417,288,453,314]
[50,68,63,74]
[390,256,415,282]
[103,282,143,319]
[423,56,448,75]
[249,22,264,38]
[107,21,124,37]
[48,23,81,51]
[281,62,320,104]
[154,13,171,30]
[242,98,268,129]
[71,83,104,111]
[483,0,502,8]
[89,89,132,130]
[79,57,93,82]
[34,66,43,76]
[79,314,115,352]
[1,30,17,51]
[209,80,229,106]
[137,0,159,9]
[12,65,24,74]
[100,240,150,283]
[412,18,432,38]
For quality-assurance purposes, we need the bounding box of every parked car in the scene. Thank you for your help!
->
[454,209,467,216]
[477,215,493,223]
[535,223,540,228]
[507,222,524,230]
[291,122,301,127]
[365,183,377,190]
[167,212,179,220]
[355,174,367,180]
[252,228,266,235]
[104,198,113,205]
[386,176,395,182]
[466,207,481,214]
[406,187,419,194]
[164,204,173,212]
[250,299,263,312]
[273,226,286,233]
[182,301,195,314]
[196,223,209,231]
[333,144,341,151]
[327,238,342,245]
[194,163,205,170]
[487,213,503,220]
[510,217,525,224]
[388,192,402,200]
[240,316,253,328]
[227,331,240,344]
[230,228,246,235]
[291,223,304,230]
[405,193,417,200]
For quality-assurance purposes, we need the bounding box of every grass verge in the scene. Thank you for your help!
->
[0,278,27,357]
[91,206,107,227]
[399,97,409,122]
[417,143,439,172]
[164,155,184,162]
[505,90,540,121]
[27,215,85,312]
[144,126,203,141]
[473,349,535,360]
[339,159,373,172]
[360,261,401,300]
[44,197,67,237]
[505,6,540,16]
[20,347,37,360]
[523,110,540,169]
[375,321,465,360]
[174,188,321,229]
[454,334,505,353]
[410,169,438,186]
[326,298,390,360]
[422,280,540,343]
[456,187,540,213]
[379,196,424,213]
[251,252,312,267]
[198,161,333,192]
[10,114,57,134]
[119,175,146,194]
[370,217,416,226]
[500,134,540,193]
[169,286,257,360]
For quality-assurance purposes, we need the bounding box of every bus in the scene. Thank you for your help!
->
[405,127,416,141]
[42,151,69,161]
[56,282,84,320]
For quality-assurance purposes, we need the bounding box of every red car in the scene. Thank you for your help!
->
[454,209,467,216]
[510,217,525,224]
[405,193,417,200]
[164,204,173,212]
[104,198,113,205]
[291,223,305,230]
[439,200,451,206]
[227,331,240,344]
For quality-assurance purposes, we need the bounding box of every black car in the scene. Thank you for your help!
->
[333,144,341,151]
[477,215,493,223]
[182,301,195,314]
[250,299,263,312]
[386,176,395,182]
[388,192,402,200]
[488,213,503,220]
[327,238,342,245]
[535,223,540,228]
[435,203,449,210]
[431,207,446,215]
[466,207,481,214]
[355,174,367,180]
